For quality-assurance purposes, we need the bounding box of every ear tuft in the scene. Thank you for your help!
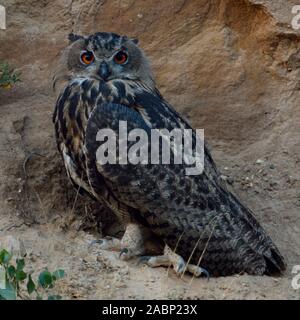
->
[68,33,84,43]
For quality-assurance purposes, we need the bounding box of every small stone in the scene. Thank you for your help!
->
[72,293,81,299]
[270,181,278,187]
[254,188,260,194]
[256,159,264,165]
[269,164,275,169]
[137,13,143,19]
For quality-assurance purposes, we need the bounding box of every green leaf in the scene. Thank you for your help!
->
[48,295,62,300]
[27,274,36,295]
[16,259,25,271]
[38,270,53,288]
[0,281,16,300]
[7,265,16,279]
[0,62,20,87]
[15,270,27,281]
[52,269,65,281]
[0,290,16,300]
[0,249,11,265]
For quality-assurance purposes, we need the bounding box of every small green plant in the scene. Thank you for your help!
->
[0,62,20,89]
[0,249,65,300]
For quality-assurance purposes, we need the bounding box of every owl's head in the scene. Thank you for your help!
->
[53,32,154,93]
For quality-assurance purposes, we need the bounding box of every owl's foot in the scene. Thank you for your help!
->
[139,245,209,279]
[118,223,151,261]
[90,236,121,251]
[90,223,153,259]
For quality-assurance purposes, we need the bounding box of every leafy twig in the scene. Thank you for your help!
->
[0,249,65,300]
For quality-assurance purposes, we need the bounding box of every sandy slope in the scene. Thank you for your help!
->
[0,0,300,299]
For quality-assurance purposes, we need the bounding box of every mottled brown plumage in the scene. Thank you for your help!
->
[53,32,286,276]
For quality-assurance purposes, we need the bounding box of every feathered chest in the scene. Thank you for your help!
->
[54,79,137,143]
[52,78,139,193]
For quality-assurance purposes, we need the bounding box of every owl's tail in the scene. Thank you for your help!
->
[228,191,286,275]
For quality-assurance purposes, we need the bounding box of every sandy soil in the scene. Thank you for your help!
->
[0,0,300,299]
[0,90,299,300]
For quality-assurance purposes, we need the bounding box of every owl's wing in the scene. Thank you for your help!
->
[85,97,285,276]
[133,88,222,185]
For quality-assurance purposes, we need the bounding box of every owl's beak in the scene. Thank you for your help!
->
[99,62,111,81]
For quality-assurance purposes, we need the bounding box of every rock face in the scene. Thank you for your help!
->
[0,0,299,298]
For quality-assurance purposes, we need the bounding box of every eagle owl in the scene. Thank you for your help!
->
[53,32,285,277]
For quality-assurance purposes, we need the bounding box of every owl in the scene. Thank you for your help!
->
[53,32,286,277]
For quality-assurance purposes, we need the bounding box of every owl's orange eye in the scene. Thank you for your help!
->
[80,51,95,65]
[114,51,128,65]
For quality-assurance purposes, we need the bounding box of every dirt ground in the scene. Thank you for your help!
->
[0,0,300,299]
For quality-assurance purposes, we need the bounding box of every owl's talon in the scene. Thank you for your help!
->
[138,245,209,278]
[89,240,100,247]
[201,268,210,280]
[89,237,121,251]
[186,265,210,279]
[91,239,104,245]
[119,248,133,261]
[137,256,152,265]
[89,239,106,249]
[174,258,186,274]
[119,248,128,259]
